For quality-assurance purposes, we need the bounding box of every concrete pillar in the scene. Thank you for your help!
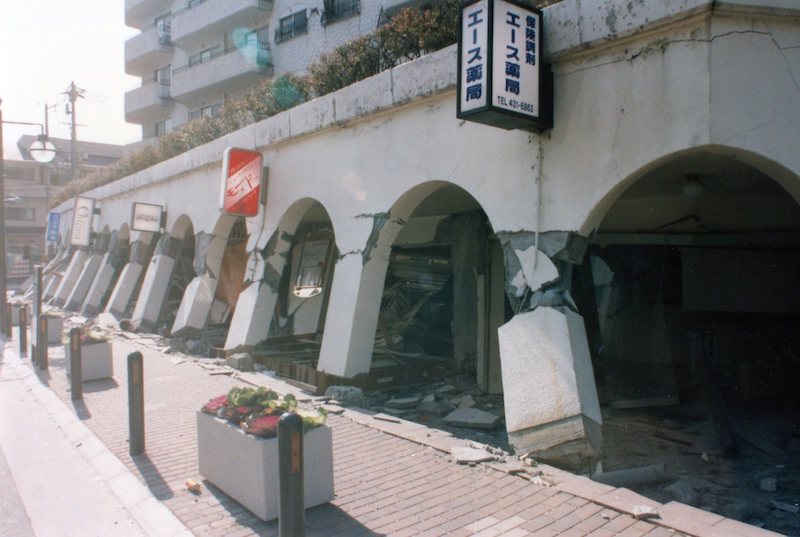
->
[450,211,486,371]
[499,307,602,461]
[64,253,104,310]
[105,238,156,318]
[131,234,181,332]
[224,230,292,351]
[50,249,89,306]
[82,233,130,315]
[171,233,223,336]
[495,230,602,462]
[316,251,389,378]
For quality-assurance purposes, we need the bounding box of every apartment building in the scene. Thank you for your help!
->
[124,0,414,141]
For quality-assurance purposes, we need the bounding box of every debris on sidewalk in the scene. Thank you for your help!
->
[186,479,202,494]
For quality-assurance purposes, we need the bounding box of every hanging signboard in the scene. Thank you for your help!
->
[46,212,60,242]
[69,196,95,247]
[131,202,164,233]
[220,148,263,217]
[457,0,552,131]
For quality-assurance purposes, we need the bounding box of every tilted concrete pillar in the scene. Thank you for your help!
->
[499,308,602,460]
[65,233,111,310]
[171,233,222,336]
[496,231,602,462]
[105,237,156,318]
[225,229,293,351]
[316,249,390,378]
[82,233,130,315]
[50,249,89,307]
[131,234,181,332]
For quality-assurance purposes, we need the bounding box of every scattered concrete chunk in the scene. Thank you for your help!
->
[443,408,500,430]
[324,386,365,407]
[435,385,457,398]
[385,396,421,409]
[225,353,254,372]
[451,446,495,464]
[459,394,476,408]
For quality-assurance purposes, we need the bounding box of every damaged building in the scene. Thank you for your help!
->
[41,0,799,517]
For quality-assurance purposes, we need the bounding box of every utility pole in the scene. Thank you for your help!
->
[65,81,84,181]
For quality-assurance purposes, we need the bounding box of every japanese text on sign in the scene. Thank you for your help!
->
[492,0,539,117]
[460,0,488,112]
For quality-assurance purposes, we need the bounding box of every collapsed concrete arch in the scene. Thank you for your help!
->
[82,223,131,315]
[225,198,336,352]
[131,214,196,332]
[105,229,158,318]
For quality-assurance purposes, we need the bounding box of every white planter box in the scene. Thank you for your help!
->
[46,316,64,344]
[66,341,114,381]
[197,411,334,521]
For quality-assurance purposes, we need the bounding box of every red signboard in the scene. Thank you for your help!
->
[221,148,263,216]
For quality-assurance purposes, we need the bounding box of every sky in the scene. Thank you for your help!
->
[0,0,140,159]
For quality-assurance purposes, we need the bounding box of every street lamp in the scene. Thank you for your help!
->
[0,98,57,338]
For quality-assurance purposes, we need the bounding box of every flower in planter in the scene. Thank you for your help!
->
[242,415,281,438]
[200,386,328,438]
[61,325,111,346]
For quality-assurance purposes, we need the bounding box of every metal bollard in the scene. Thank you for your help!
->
[69,328,83,401]
[18,307,27,356]
[6,303,12,341]
[278,412,305,537]
[128,352,145,456]
[37,315,48,370]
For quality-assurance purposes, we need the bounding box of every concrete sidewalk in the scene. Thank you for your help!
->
[1,326,783,537]
[0,338,190,537]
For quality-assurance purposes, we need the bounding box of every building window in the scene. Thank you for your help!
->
[321,0,360,26]
[189,103,222,121]
[188,45,222,67]
[275,10,308,43]
[154,118,172,137]
[155,14,172,44]
[6,207,35,221]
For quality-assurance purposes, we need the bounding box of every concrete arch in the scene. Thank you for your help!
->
[580,145,800,237]
[317,181,507,381]
[131,214,196,332]
[225,197,337,351]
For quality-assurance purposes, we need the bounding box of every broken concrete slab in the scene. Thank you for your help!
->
[443,408,500,430]
[435,384,457,398]
[459,394,476,408]
[451,446,495,464]
[385,396,421,409]
[324,386,365,407]
[225,353,254,372]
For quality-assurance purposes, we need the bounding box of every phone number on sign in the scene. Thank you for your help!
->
[497,96,535,113]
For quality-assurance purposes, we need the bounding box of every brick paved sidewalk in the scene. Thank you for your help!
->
[31,331,779,537]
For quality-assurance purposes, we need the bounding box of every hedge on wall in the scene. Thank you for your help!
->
[50,0,559,209]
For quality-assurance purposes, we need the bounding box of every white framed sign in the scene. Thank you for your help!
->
[457,0,552,131]
[131,202,164,233]
[69,196,96,247]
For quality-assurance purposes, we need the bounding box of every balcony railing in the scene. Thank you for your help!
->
[321,0,360,27]
[172,0,272,46]
[171,43,272,100]
[125,25,174,76]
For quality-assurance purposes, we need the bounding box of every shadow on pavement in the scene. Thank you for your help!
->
[203,482,385,536]
[70,399,92,420]
[132,453,174,500]
[83,378,120,393]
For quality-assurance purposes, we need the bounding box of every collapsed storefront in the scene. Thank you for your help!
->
[41,0,799,531]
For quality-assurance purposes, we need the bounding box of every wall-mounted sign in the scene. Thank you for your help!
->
[69,197,96,247]
[46,212,60,242]
[220,148,263,217]
[131,202,164,233]
[457,0,552,131]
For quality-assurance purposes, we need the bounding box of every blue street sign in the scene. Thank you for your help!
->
[46,213,60,242]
